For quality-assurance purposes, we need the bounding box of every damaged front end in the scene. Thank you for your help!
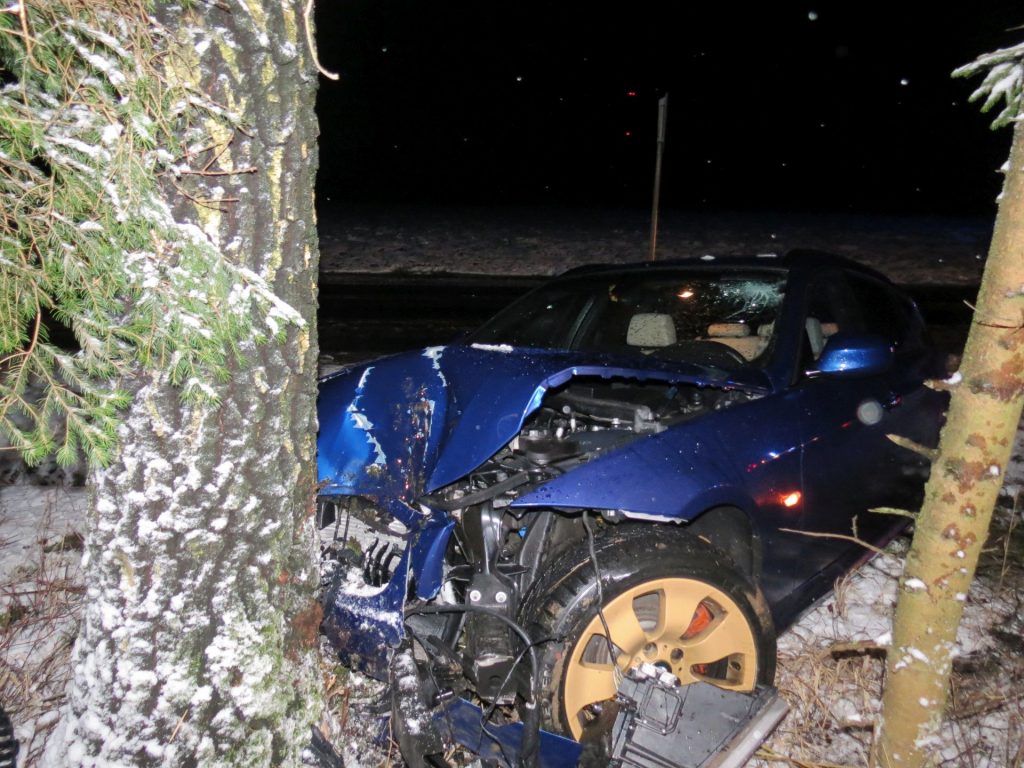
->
[316,344,777,766]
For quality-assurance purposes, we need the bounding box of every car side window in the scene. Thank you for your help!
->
[844,273,926,352]
[800,270,859,370]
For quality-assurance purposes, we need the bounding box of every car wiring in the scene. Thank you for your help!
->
[482,633,556,721]
[581,510,624,688]
[400,626,475,767]
[478,635,555,768]
[430,469,533,511]
[404,603,541,768]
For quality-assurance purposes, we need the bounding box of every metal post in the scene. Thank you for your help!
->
[648,93,668,261]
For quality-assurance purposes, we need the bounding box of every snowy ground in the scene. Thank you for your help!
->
[0,485,87,766]
[3,478,1021,767]
[756,496,1024,768]
[317,205,992,286]
[2,207,1021,766]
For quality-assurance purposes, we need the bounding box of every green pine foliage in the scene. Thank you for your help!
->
[0,1,303,467]
[954,42,1024,129]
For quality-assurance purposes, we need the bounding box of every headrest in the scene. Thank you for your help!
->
[806,317,825,357]
[627,313,677,348]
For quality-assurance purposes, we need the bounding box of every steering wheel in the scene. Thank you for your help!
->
[703,340,748,366]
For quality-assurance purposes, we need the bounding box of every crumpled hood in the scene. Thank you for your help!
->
[317,344,771,500]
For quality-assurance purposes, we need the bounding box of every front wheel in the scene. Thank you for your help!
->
[520,523,776,741]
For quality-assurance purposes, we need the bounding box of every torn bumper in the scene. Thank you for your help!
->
[388,655,789,768]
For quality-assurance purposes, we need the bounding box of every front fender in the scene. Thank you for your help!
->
[318,350,450,503]
[512,424,757,522]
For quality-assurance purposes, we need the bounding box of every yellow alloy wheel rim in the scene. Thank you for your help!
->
[562,577,759,740]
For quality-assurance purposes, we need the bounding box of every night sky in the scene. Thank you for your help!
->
[314,2,1023,215]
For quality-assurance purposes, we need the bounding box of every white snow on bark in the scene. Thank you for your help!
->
[43,354,321,767]
[907,647,930,663]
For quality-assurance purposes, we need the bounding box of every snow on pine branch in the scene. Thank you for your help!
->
[954,41,1024,129]
[0,2,304,467]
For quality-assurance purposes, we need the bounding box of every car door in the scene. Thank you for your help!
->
[795,269,942,580]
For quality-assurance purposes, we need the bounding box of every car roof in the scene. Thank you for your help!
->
[557,249,896,286]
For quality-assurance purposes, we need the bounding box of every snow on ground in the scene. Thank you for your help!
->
[753,523,1023,768]
[0,486,88,766]
[318,205,992,285]
[2,430,1022,767]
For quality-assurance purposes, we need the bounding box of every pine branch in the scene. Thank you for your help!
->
[954,42,1024,129]
[0,0,305,467]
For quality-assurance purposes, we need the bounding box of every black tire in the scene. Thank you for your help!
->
[519,523,776,740]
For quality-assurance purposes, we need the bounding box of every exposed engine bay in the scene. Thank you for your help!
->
[319,376,754,601]
[317,377,762,765]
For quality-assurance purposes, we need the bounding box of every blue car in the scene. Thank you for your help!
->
[316,252,946,766]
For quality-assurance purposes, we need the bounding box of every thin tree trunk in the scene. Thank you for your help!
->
[872,120,1024,766]
[50,2,323,765]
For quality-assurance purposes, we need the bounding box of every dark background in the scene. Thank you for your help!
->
[314,2,1022,216]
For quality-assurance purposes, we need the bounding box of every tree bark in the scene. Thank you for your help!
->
[49,2,323,766]
[871,121,1024,766]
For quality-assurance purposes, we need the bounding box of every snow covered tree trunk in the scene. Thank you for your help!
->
[871,120,1024,767]
[47,3,323,766]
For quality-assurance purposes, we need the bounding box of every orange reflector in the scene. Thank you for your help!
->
[781,491,802,508]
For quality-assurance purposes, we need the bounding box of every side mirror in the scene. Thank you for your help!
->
[813,333,893,377]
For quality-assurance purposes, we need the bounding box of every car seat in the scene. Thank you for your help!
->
[627,313,677,350]
[805,318,840,359]
[706,322,769,361]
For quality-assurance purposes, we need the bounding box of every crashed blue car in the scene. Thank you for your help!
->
[316,252,946,766]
